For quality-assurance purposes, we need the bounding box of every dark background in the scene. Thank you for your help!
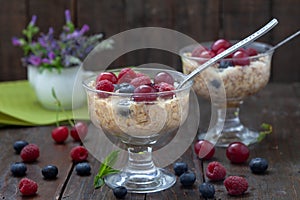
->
[0,0,299,82]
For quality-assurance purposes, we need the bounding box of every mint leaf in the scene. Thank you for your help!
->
[94,150,120,189]
[257,123,273,142]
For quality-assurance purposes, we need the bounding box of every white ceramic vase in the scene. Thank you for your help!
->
[27,65,87,110]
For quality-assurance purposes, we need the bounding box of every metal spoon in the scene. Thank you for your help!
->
[177,18,278,89]
[267,30,300,53]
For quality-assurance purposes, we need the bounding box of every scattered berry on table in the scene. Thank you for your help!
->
[211,39,231,53]
[96,72,118,84]
[179,172,196,187]
[70,122,88,142]
[13,140,29,154]
[133,85,157,102]
[205,161,226,181]
[232,50,250,66]
[10,162,27,177]
[75,162,91,176]
[194,140,215,160]
[19,178,38,196]
[113,186,127,199]
[249,157,268,174]
[224,176,248,196]
[226,142,250,163]
[130,75,152,88]
[51,126,69,143]
[117,68,137,84]
[199,182,215,198]
[41,165,58,179]
[20,144,40,162]
[173,162,188,176]
[154,71,174,85]
[96,80,115,98]
[70,146,88,162]
[117,83,135,93]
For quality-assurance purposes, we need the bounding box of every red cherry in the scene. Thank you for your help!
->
[51,126,69,143]
[96,72,118,84]
[133,85,157,102]
[211,39,231,53]
[199,50,216,59]
[95,80,114,98]
[245,48,258,56]
[194,140,215,160]
[226,142,250,163]
[191,46,208,57]
[154,72,174,85]
[232,50,250,66]
[70,122,88,142]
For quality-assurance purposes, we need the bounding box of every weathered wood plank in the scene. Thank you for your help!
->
[0,0,27,81]
[0,126,77,200]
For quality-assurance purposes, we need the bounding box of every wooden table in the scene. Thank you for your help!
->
[0,83,299,200]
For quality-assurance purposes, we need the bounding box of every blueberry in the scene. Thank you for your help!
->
[118,83,135,93]
[116,99,131,117]
[210,79,221,88]
[179,172,196,187]
[75,162,91,176]
[173,162,188,176]
[42,165,58,179]
[199,182,215,198]
[10,162,27,177]
[219,60,233,68]
[113,186,127,199]
[249,157,268,174]
[13,140,29,154]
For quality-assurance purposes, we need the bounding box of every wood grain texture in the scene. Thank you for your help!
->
[0,0,299,82]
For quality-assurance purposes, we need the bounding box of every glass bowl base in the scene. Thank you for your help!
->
[198,127,259,147]
[104,168,176,193]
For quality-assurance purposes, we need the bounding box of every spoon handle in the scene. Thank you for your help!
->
[268,30,300,52]
[178,18,278,89]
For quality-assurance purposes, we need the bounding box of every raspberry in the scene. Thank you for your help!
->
[205,161,226,181]
[224,176,248,196]
[96,80,115,98]
[130,75,151,88]
[70,146,88,162]
[70,122,88,142]
[95,80,114,98]
[117,68,137,84]
[51,126,69,143]
[19,178,38,196]
[155,82,175,99]
[20,144,40,162]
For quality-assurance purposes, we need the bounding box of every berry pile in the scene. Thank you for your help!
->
[191,38,259,67]
[94,68,176,101]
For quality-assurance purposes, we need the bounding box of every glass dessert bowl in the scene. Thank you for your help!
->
[180,39,274,147]
[83,67,193,193]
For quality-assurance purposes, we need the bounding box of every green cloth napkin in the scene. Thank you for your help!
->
[0,80,89,126]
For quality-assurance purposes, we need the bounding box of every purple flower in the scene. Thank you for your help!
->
[80,25,89,35]
[28,55,42,66]
[65,10,71,23]
[42,58,51,64]
[12,37,23,46]
[29,15,37,26]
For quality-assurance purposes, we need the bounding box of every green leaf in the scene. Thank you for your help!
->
[94,150,120,189]
[257,123,273,142]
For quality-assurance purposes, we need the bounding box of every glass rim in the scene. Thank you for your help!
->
[82,67,193,97]
[179,41,274,61]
